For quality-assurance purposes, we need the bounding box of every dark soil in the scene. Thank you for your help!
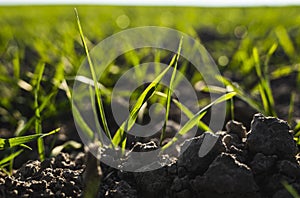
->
[1,113,300,198]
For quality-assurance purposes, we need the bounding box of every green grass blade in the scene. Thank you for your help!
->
[34,62,45,161]
[0,128,59,150]
[275,26,295,60]
[155,91,211,132]
[112,53,178,147]
[253,47,276,116]
[216,75,264,114]
[253,47,262,78]
[74,8,112,141]
[19,144,32,150]
[288,91,295,124]
[0,150,23,167]
[282,181,300,198]
[162,92,236,151]
[12,49,20,80]
[89,85,103,143]
[72,103,94,139]
[294,122,300,137]
[128,54,177,129]
[16,91,56,137]
[161,36,183,145]
[264,43,278,74]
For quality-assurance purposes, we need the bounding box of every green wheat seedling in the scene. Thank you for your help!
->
[74,9,236,152]
[282,180,300,198]
[112,48,181,149]
[162,91,236,151]
[253,44,277,117]
[160,37,183,145]
[0,128,60,173]
[212,44,279,117]
[75,8,112,142]
[33,61,46,161]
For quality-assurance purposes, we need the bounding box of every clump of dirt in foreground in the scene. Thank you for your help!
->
[1,113,300,198]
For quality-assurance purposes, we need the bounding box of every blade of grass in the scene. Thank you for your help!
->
[275,26,295,60]
[112,53,178,147]
[294,122,300,137]
[264,43,278,75]
[34,62,45,161]
[72,103,94,139]
[12,49,20,80]
[89,85,103,143]
[160,36,183,145]
[162,92,236,151]
[216,75,264,114]
[253,47,276,116]
[288,91,296,124]
[155,91,211,132]
[74,8,112,141]
[0,150,23,167]
[282,181,300,198]
[0,128,60,150]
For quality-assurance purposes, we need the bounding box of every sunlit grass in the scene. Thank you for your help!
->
[0,6,299,176]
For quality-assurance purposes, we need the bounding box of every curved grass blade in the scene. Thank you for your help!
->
[162,92,236,151]
[216,75,264,114]
[0,150,23,167]
[74,8,112,141]
[155,91,211,132]
[161,36,183,145]
[112,39,182,148]
[0,128,60,150]
[72,103,94,139]
[282,181,300,198]
[275,26,295,61]
[112,53,177,147]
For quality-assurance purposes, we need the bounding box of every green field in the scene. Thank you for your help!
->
[0,5,300,167]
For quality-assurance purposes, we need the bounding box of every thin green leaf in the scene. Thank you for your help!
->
[162,92,236,151]
[89,85,103,143]
[0,150,23,167]
[275,26,295,60]
[74,8,112,140]
[253,47,276,116]
[112,53,178,147]
[216,75,264,114]
[161,36,183,145]
[0,128,59,150]
[72,103,94,139]
[282,181,300,198]
[155,91,211,132]
[34,62,45,161]
[264,43,278,75]
[294,122,300,137]
[19,144,32,150]
[253,47,262,78]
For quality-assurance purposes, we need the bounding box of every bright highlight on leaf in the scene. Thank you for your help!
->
[0,128,60,150]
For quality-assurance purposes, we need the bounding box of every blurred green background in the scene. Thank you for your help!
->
[0,5,299,138]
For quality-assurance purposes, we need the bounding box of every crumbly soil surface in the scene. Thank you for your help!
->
[1,113,300,198]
